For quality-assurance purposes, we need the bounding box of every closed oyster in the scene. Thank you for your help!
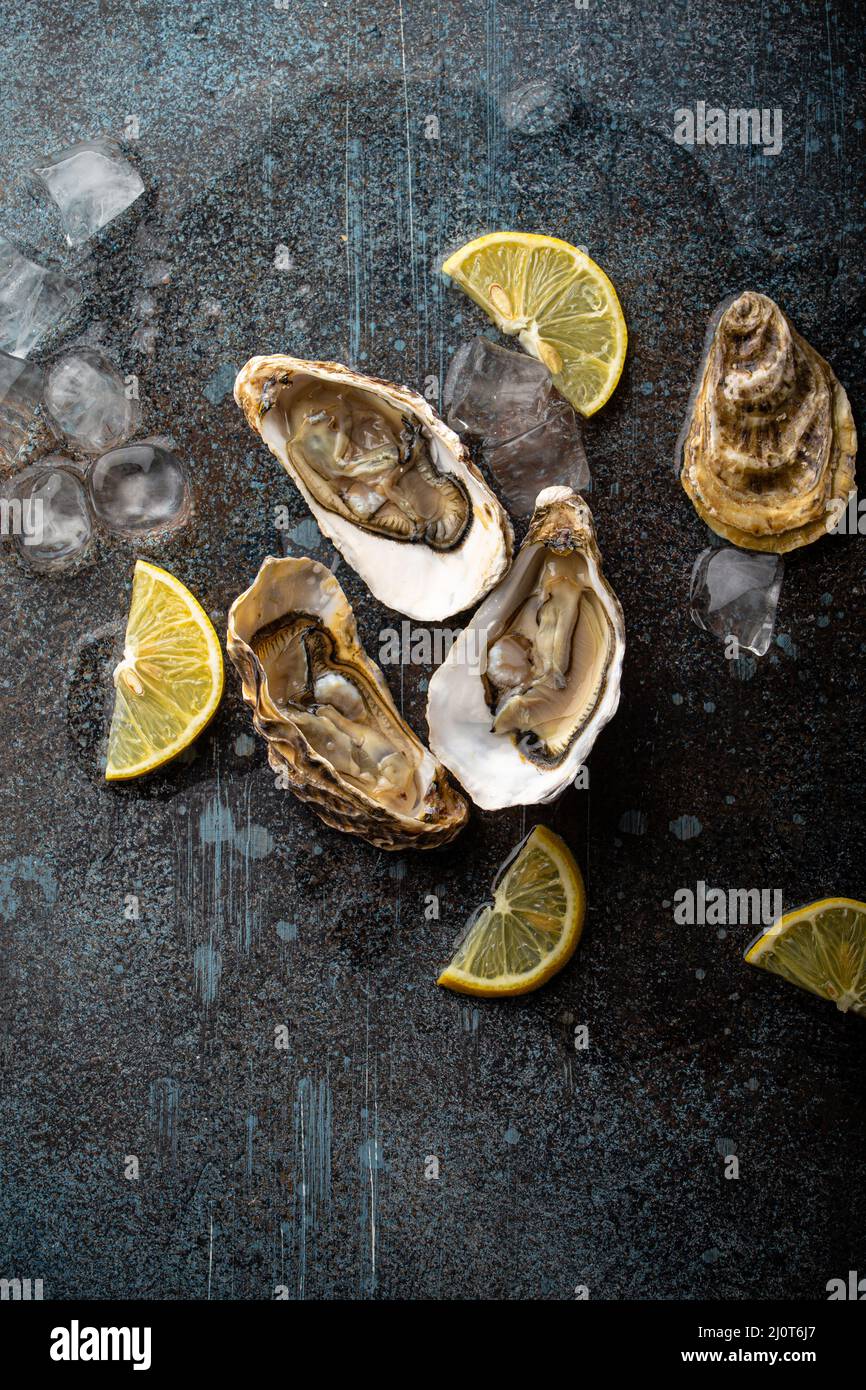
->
[679,291,856,552]
[427,488,625,810]
[226,556,468,850]
[234,355,513,620]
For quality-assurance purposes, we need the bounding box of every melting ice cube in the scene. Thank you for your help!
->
[0,235,80,358]
[32,138,144,248]
[43,347,140,454]
[88,440,190,538]
[444,336,589,515]
[445,337,550,441]
[483,404,589,515]
[499,80,575,135]
[0,349,43,468]
[5,459,93,571]
[689,547,784,658]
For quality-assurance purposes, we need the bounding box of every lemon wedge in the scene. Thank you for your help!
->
[437,825,585,997]
[745,897,866,1016]
[442,231,627,416]
[106,559,224,780]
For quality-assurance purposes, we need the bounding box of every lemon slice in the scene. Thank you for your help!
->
[437,825,585,997]
[745,898,866,1016]
[442,231,627,416]
[106,559,224,780]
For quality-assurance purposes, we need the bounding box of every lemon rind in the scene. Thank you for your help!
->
[744,897,866,963]
[105,560,224,781]
[441,231,627,416]
[437,826,585,997]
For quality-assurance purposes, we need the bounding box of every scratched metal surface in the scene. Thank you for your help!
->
[0,0,865,1301]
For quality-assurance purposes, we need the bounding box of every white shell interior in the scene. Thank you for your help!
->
[247,362,511,621]
[426,498,624,810]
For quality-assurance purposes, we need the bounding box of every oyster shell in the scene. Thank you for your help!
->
[679,291,856,552]
[226,556,468,850]
[426,488,625,810]
[234,355,513,620]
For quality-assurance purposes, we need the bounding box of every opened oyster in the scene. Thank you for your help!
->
[227,556,468,850]
[234,356,513,620]
[427,488,625,809]
[679,291,856,552]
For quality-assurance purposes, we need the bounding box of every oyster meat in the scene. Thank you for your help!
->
[227,556,468,850]
[234,355,513,620]
[679,291,856,552]
[427,488,625,809]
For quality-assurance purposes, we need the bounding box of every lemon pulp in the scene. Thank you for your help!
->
[442,231,627,416]
[106,559,224,780]
[745,897,866,1016]
[437,825,585,997]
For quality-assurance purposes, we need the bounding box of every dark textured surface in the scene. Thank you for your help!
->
[1,0,865,1300]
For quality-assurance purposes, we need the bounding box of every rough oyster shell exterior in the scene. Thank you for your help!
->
[227,556,468,850]
[679,291,856,552]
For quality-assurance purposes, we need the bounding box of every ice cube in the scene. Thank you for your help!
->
[445,336,590,515]
[483,402,590,515]
[689,547,784,658]
[32,138,144,248]
[445,337,551,442]
[43,347,139,454]
[88,440,190,538]
[0,235,80,358]
[0,350,43,468]
[5,458,92,571]
[499,79,574,135]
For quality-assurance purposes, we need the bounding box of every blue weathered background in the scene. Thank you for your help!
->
[0,0,864,1299]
